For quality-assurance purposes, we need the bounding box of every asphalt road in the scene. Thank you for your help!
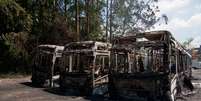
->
[181,69,201,101]
[1,69,201,101]
[0,77,92,101]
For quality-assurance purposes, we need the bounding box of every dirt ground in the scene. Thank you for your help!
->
[1,69,201,101]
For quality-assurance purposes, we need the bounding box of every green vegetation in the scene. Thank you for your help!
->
[182,38,194,49]
[0,0,164,74]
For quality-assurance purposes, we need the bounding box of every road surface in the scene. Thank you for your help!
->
[1,69,201,101]
[0,77,91,101]
[181,69,201,101]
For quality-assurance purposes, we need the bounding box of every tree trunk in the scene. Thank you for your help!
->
[109,0,113,42]
[86,0,90,34]
[75,0,80,41]
[105,0,109,42]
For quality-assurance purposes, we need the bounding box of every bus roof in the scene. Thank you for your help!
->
[38,44,64,52]
[114,30,172,43]
[63,41,111,55]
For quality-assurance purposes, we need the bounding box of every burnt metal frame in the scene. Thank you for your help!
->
[111,31,170,73]
[32,45,64,87]
[61,41,111,94]
[109,30,192,101]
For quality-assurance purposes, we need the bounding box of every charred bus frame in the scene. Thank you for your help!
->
[32,45,64,87]
[109,31,192,101]
[60,41,111,95]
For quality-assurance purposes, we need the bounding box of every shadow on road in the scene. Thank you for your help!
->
[43,87,68,96]
[43,87,111,101]
[20,82,44,88]
[18,82,149,101]
[20,82,171,101]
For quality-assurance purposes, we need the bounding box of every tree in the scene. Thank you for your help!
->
[0,0,165,73]
[105,0,109,42]
[75,0,80,41]
[182,38,194,49]
[86,0,90,35]
[108,0,159,38]
[109,0,113,42]
[0,0,32,37]
[0,0,32,73]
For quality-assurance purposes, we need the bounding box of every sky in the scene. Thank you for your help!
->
[151,0,201,48]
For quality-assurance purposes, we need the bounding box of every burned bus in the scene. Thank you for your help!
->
[31,45,64,87]
[109,31,192,101]
[60,41,111,95]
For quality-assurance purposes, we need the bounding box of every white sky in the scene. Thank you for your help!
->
[151,0,201,48]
